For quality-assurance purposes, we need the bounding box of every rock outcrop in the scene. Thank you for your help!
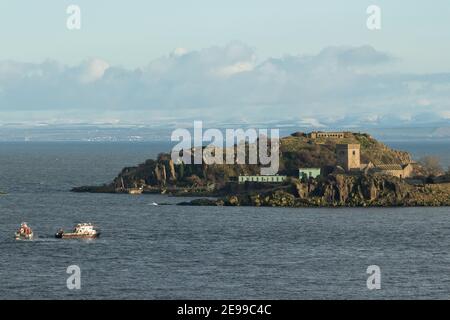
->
[181,174,450,207]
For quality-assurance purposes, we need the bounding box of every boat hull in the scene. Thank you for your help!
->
[15,232,33,240]
[55,232,100,239]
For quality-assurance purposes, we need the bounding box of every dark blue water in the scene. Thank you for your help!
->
[0,141,449,299]
[386,140,450,170]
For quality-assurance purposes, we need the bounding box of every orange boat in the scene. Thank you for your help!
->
[15,222,34,240]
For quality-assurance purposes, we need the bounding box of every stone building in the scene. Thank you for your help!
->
[336,144,361,171]
[335,143,413,178]
[373,164,413,179]
[238,175,287,184]
[308,131,345,139]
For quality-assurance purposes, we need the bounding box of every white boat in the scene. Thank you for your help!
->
[55,223,100,239]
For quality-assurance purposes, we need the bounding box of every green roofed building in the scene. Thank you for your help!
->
[238,175,287,184]
[299,168,321,180]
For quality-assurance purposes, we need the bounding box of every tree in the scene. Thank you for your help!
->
[419,156,443,173]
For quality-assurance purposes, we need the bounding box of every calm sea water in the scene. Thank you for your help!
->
[0,140,449,300]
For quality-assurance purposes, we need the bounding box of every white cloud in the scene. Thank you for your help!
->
[298,118,326,128]
[440,111,450,119]
[416,98,432,107]
[0,43,449,126]
[172,48,189,57]
[212,61,254,77]
[77,58,110,83]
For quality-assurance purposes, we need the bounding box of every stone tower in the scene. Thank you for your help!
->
[336,144,360,171]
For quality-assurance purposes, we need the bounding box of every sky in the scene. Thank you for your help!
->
[0,0,450,126]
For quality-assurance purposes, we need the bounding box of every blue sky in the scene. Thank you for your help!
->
[1,0,450,71]
[0,1,450,126]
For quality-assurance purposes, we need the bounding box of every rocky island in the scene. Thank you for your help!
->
[72,131,450,207]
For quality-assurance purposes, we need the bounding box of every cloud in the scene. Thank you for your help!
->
[0,43,449,126]
[76,58,110,83]
[212,61,254,77]
[172,48,189,57]
[316,45,394,66]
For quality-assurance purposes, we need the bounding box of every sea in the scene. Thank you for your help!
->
[0,139,449,299]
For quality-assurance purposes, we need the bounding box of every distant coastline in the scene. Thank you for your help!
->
[1,123,450,142]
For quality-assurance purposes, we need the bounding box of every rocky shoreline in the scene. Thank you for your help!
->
[179,174,450,207]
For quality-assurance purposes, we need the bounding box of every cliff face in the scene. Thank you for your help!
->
[307,174,407,205]
[185,174,450,207]
[72,150,262,193]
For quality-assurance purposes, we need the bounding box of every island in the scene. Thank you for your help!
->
[72,131,450,207]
